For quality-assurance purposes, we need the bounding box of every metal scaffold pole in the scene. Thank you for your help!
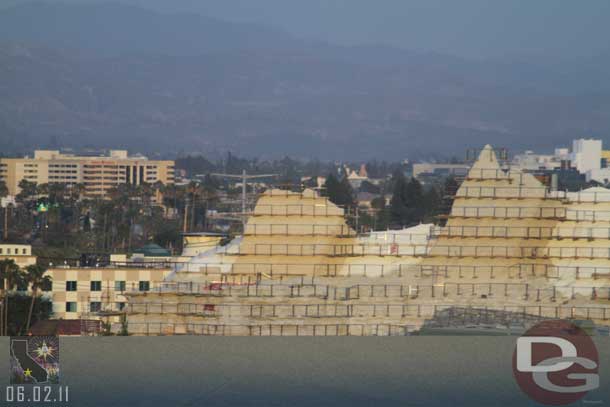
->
[212,170,278,231]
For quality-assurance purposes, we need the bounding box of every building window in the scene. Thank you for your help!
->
[0,248,3,254]
[90,302,101,312]
[116,302,126,311]
[138,281,150,292]
[115,281,126,292]
[90,281,102,291]
[22,248,27,254]
[66,281,77,291]
[6,248,10,254]
[66,302,77,312]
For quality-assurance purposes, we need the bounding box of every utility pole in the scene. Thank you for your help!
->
[1,198,11,241]
[3,206,8,241]
[211,170,277,230]
[183,196,190,233]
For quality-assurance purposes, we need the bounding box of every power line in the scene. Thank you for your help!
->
[211,170,278,230]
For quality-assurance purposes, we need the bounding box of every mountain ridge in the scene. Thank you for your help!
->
[1,2,610,159]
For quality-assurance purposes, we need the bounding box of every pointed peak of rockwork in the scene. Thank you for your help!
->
[470,144,500,172]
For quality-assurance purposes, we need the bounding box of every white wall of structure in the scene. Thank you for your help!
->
[587,168,610,183]
[554,148,569,159]
[571,138,602,174]
[512,151,560,171]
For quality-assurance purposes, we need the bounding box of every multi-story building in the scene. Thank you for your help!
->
[0,244,37,268]
[512,150,562,171]
[412,163,470,179]
[571,139,602,174]
[0,150,175,197]
[45,265,172,320]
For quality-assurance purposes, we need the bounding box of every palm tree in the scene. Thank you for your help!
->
[186,181,211,231]
[69,183,87,203]
[37,183,50,198]
[0,259,22,336]
[0,180,8,198]
[16,179,38,203]
[0,181,9,241]
[23,264,51,334]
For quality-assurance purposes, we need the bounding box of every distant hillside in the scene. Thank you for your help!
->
[1,3,610,160]
[0,2,298,56]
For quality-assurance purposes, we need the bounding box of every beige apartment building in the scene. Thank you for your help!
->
[0,243,37,267]
[0,242,173,327]
[45,265,173,320]
[0,150,175,197]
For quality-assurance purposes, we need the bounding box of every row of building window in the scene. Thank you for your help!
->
[49,164,78,168]
[65,281,150,292]
[65,301,126,313]
[0,247,28,255]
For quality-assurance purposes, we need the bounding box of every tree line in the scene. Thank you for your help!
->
[0,178,219,259]
[0,259,51,336]
[0,153,459,258]
[323,170,458,231]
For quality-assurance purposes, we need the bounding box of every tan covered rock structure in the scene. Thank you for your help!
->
[124,146,610,335]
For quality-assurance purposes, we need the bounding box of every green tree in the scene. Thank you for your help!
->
[323,173,355,209]
[323,173,340,200]
[368,196,388,230]
[404,177,425,224]
[0,259,24,336]
[16,180,37,203]
[389,170,409,226]
[423,186,441,223]
[4,294,52,336]
[175,155,216,176]
[389,171,426,227]
[0,180,8,198]
[23,264,51,334]
[359,180,380,194]
[371,196,386,210]
[339,177,355,209]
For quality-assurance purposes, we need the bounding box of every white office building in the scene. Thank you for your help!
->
[571,139,602,174]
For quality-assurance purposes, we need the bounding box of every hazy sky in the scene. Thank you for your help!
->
[5,0,610,58]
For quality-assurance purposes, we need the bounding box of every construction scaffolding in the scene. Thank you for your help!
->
[119,145,610,335]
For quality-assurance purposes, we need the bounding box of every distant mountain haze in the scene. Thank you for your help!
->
[1,2,610,160]
[4,0,610,59]
[0,2,298,56]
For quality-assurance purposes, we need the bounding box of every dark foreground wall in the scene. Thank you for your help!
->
[1,337,608,406]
